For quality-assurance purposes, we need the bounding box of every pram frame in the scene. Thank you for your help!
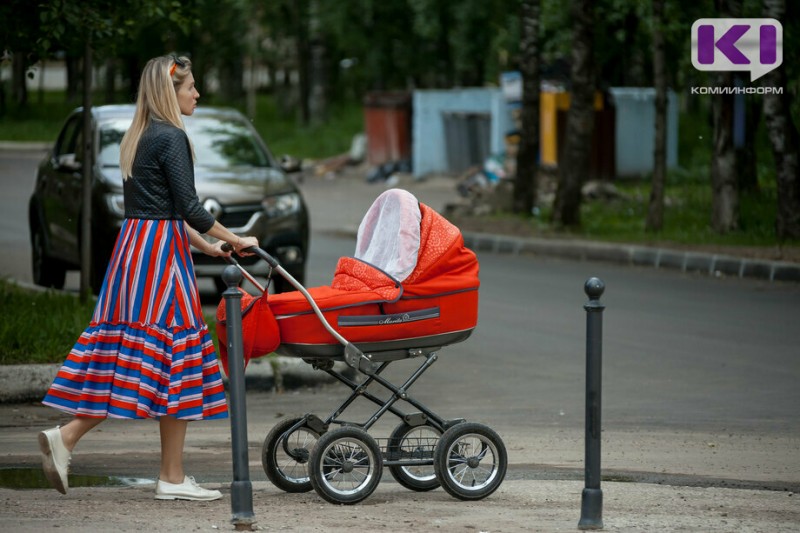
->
[225,246,506,504]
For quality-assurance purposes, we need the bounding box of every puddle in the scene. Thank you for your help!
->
[0,467,153,490]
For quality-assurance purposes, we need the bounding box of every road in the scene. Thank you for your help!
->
[2,148,799,488]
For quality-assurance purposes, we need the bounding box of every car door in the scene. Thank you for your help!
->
[43,114,83,262]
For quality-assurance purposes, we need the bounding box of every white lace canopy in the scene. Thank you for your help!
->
[354,188,422,282]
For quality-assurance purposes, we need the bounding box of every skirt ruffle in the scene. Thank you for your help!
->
[42,219,228,420]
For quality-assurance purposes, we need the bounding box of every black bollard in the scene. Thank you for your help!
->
[578,277,605,530]
[222,265,256,530]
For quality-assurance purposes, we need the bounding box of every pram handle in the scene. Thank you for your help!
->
[221,242,280,268]
[219,243,360,359]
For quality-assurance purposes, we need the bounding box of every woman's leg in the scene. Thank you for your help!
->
[155,416,222,500]
[59,417,104,451]
[39,416,102,494]
[158,416,188,484]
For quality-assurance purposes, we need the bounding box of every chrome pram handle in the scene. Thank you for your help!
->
[220,244,372,371]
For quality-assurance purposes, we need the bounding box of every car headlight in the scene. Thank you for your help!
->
[106,193,125,217]
[261,192,301,217]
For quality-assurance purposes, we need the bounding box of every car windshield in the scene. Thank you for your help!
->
[98,114,271,169]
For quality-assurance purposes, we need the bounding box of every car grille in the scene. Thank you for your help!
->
[219,206,260,228]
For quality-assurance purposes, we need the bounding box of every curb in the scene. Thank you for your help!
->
[0,141,49,152]
[462,232,800,283]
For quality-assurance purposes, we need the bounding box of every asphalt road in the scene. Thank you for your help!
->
[2,148,799,487]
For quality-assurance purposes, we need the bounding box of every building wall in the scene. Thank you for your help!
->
[609,87,679,177]
[412,88,513,177]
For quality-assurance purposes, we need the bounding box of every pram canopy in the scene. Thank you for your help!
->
[217,188,479,370]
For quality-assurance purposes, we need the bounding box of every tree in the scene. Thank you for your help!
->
[513,0,541,215]
[709,0,741,233]
[646,0,667,232]
[551,0,595,227]
[762,0,800,239]
[0,0,43,111]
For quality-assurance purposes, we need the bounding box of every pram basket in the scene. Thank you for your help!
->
[217,189,507,504]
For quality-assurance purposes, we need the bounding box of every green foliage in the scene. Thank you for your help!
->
[252,98,363,159]
[0,90,77,141]
[0,90,362,160]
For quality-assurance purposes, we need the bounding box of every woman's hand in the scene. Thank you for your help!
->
[205,240,233,258]
[233,235,259,256]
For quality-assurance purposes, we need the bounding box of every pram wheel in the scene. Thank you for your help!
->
[387,422,441,492]
[309,427,383,504]
[433,422,507,501]
[262,416,321,493]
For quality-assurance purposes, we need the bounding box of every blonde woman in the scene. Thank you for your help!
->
[38,55,258,501]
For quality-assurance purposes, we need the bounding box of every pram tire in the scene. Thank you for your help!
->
[309,427,383,505]
[433,422,507,501]
[262,416,320,493]
[387,422,442,492]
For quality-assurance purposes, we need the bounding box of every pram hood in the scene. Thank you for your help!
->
[331,188,479,298]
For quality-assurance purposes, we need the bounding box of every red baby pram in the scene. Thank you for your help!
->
[217,189,506,504]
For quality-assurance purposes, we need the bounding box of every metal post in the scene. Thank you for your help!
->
[222,266,255,530]
[579,277,605,530]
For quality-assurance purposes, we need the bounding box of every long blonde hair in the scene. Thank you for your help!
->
[119,55,193,180]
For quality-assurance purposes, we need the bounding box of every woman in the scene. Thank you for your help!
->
[38,55,259,501]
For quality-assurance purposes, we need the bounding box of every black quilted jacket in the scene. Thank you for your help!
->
[123,120,215,233]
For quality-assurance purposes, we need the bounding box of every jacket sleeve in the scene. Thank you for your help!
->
[158,128,216,233]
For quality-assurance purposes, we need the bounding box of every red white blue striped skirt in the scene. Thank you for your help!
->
[42,219,228,420]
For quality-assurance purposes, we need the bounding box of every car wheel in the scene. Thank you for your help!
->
[31,225,66,290]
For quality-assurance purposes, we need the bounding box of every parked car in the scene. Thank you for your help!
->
[29,105,309,294]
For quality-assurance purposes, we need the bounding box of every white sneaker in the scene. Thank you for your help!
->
[38,426,71,495]
[155,476,223,501]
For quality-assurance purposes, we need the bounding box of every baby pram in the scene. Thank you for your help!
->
[217,189,507,504]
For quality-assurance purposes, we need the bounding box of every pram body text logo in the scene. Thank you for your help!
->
[691,18,783,82]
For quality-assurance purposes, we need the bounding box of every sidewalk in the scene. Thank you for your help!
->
[2,393,798,532]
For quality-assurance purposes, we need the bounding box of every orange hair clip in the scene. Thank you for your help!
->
[169,62,178,77]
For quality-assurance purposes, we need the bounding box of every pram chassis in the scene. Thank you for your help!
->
[226,246,507,504]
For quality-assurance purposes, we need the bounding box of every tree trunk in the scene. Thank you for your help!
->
[293,0,311,125]
[513,0,541,215]
[711,71,739,232]
[309,35,328,126]
[737,84,761,193]
[11,52,28,107]
[552,0,595,227]
[80,41,93,301]
[66,53,80,103]
[709,0,741,233]
[104,58,116,104]
[762,0,800,238]
[646,0,667,232]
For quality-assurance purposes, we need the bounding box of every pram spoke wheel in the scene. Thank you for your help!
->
[309,427,383,504]
[387,422,442,492]
[433,423,507,501]
[263,416,320,493]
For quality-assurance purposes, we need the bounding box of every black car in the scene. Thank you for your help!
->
[29,105,308,294]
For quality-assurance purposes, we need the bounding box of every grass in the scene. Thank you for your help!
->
[0,280,96,364]
[0,279,221,365]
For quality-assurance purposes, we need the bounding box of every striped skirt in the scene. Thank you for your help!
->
[42,219,228,420]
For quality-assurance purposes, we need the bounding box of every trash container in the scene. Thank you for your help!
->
[363,92,412,166]
[442,111,491,175]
